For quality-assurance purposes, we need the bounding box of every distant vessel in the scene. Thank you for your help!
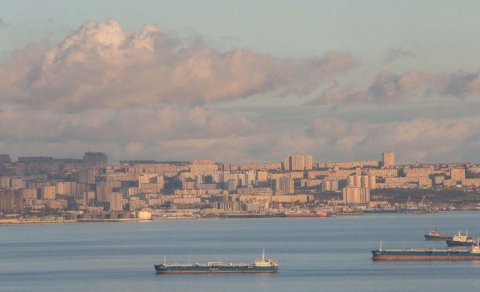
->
[154,250,278,274]
[424,228,452,241]
[284,210,333,218]
[372,242,480,261]
[446,231,475,246]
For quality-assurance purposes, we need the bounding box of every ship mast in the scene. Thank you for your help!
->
[262,249,265,261]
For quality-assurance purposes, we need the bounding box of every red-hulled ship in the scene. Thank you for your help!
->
[284,210,333,218]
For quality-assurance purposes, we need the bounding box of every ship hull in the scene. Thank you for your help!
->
[372,250,480,261]
[154,265,278,274]
[155,269,278,274]
[424,235,452,241]
[446,240,474,246]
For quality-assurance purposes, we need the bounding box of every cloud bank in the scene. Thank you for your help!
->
[1,19,479,163]
[311,70,480,105]
[0,19,354,112]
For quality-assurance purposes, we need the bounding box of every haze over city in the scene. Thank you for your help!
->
[1,0,480,163]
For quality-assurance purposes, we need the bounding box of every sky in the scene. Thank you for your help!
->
[1,0,480,163]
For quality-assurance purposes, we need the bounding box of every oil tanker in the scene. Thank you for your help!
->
[372,243,480,261]
[154,251,278,274]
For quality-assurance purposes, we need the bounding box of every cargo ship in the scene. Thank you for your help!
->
[372,243,480,261]
[424,228,452,241]
[446,231,475,246]
[154,250,278,274]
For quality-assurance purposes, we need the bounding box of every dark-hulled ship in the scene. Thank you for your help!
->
[154,251,278,274]
[446,231,475,246]
[372,243,480,261]
[424,228,452,241]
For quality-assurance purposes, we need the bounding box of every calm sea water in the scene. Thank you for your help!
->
[2,212,480,292]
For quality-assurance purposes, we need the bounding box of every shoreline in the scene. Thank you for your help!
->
[1,210,480,226]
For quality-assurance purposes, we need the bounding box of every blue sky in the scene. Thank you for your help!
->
[3,0,480,64]
[1,1,480,163]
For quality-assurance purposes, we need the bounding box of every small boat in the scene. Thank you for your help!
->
[154,250,278,274]
[424,228,452,241]
[446,230,475,247]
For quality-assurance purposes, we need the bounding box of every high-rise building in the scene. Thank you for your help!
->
[0,154,11,164]
[305,155,313,170]
[273,176,294,195]
[347,175,376,189]
[96,181,113,202]
[321,179,339,192]
[343,174,376,203]
[342,187,370,203]
[83,152,108,168]
[79,168,98,185]
[107,192,124,211]
[40,185,56,200]
[191,159,218,176]
[382,152,396,167]
[0,190,24,211]
[256,170,268,183]
[20,188,38,205]
[284,154,313,171]
[450,167,466,183]
[10,178,25,190]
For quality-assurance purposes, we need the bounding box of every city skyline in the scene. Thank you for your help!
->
[1,1,480,163]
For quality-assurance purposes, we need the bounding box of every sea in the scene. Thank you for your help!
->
[2,212,480,292]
